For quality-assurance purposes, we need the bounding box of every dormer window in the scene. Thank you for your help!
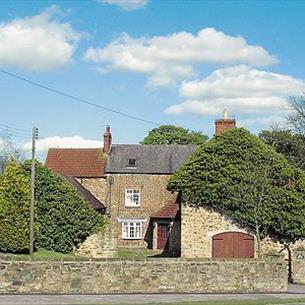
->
[127,158,137,168]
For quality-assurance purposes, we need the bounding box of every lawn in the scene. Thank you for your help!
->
[26,248,78,259]
[1,247,163,260]
[117,247,162,258]
[0,248,84,260]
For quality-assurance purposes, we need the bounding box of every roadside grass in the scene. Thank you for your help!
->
[83,299,305,305]
[117,247,162,259]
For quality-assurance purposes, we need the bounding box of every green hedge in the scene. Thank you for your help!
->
[0,161,31,253]
[22,161,106,253]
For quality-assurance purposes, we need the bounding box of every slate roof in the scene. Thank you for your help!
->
[65,176,106,214]
[151,200,179,219]
[106,144,197,174]
[46,148,105,178]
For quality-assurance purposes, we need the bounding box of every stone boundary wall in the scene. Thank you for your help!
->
[0,257,286,294]
[290,250,305,284]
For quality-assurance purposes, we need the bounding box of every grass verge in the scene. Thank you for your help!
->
[82,299,305,305]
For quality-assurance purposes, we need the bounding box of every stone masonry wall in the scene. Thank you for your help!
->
[0,257,287,294]
[182,204,246,258]
[109,174,176,248]
[74,177,116,258]
[181,204,305,259]
[74,174,178,254]
[74,224,118,258]
[287,249,305,284]
[76,178,108,205]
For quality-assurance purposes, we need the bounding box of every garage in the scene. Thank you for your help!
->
[212,231,254,258]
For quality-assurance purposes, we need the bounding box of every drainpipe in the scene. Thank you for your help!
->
[107,175,114,219]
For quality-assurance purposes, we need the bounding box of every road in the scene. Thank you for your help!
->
[0,285,305,305]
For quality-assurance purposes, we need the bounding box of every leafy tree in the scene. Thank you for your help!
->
[141,125,208,145]
[168,128,305,256]
[22,161,106,253]
[0,161,31,253]
[235,160,274,256]
[259,128,305,170]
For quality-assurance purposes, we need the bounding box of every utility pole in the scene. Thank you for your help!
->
[29,127,38,255]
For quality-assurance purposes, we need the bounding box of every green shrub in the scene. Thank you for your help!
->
[23,161,105,253]
[0,161,31,253]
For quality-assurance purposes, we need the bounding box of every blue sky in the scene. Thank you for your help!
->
[0,0,305,156]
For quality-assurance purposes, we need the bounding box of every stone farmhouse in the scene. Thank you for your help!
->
[46,125,197,256]
[46,113,304,260]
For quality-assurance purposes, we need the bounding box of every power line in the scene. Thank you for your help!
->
[0,124,31,136]
[0,119,31,133]
[0,69,161,126]
[0,124,31,137]
[0,133,31,141]
[0,127,32,140]
[0,120,31,135]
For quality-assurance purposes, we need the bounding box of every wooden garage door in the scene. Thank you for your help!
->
[212,232,254,258]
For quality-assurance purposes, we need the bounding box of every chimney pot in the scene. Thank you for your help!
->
[223,108,228,119]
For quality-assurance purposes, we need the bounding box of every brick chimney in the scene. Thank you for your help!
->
[103,125,112,155]
[215,109,236,135]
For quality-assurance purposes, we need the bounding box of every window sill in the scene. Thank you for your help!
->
[122,237,143,240]
[124,205,141,208]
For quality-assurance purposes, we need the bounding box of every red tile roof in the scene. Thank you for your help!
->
[46,148,105,178]
[152,200,179,219]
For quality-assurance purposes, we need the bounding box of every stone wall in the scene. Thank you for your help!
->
[181,204,305,259]
[109,174,176,248]
[181,204,246,258]
[74,174,178,254]
[0,257,287,294]
[288,249,305,284]
[74,224,118,258]
[76,178,108,205]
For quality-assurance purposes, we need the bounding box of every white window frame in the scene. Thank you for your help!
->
[122,221,142,240]
[125,189,141,207]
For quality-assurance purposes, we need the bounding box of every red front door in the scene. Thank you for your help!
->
[157,224,170,250]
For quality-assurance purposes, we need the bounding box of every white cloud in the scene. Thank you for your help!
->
[165,65,305,116]
[23,136,102,153]
[84,28,277,86]
[0,5,81,71]
[99,0,148,11]
[238,115,285,130]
